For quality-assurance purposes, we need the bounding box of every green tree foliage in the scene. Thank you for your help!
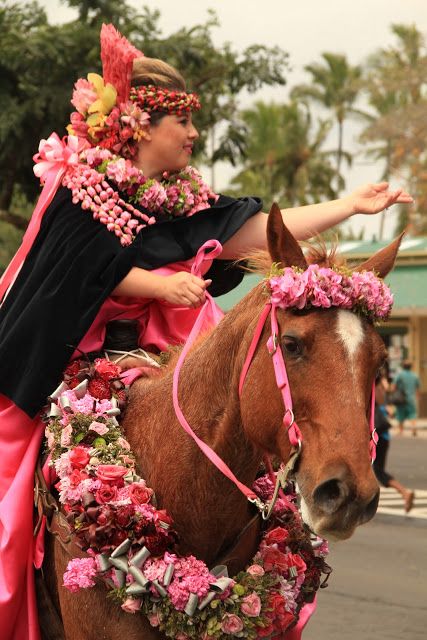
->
[359,24,427,235]
[291,53,362,191]
[0,0,289,214]
[228,100,340,208]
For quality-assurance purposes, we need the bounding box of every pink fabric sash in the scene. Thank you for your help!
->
[0,396,45,640]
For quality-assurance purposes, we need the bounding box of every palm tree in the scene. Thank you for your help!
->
[359,24,427,235]
[291,53,362,192]
[228,100,341,208]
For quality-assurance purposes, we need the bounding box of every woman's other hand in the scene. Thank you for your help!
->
[348,182,413,215]
[159,272,212,308]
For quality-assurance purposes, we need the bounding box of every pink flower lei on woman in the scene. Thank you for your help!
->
[60,147,218,246]
[44,357,331,640]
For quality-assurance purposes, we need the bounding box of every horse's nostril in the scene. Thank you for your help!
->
[312,478,349,515]
[360,489,380,524]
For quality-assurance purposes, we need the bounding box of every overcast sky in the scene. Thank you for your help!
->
[33,0,427,238]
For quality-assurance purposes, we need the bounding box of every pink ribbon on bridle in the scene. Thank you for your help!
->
[0,133,82,302]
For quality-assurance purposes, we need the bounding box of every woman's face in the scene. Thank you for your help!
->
[135,113,199,177]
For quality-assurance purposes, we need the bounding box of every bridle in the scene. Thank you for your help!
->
[172,241,378,520]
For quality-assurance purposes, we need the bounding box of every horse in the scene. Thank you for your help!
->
[42,204,401,639]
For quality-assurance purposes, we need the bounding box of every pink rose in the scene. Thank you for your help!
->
[89,421,109,436]
[264,526,289,546]
[286,553,307,575]
[247,564,265,577]
[60,424,73,447]
[121,597,141,613]
[69,468,88,488]
[95,483,118,504]
[96,464,128,484]
[240,591,261,617]
[147,612,160,627]
[221,614,244,635]
[69,446,90,470]
[128,482,153,505]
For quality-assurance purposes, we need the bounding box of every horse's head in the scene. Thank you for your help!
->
[239,204,402,541]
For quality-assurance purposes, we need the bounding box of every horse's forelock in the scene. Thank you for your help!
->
[241,241,348,275]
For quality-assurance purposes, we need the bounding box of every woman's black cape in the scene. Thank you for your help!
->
[0,188,262,417]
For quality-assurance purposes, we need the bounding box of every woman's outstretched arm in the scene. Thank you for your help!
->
[220,182,413,259]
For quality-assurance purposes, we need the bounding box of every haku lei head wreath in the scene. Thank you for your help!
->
[68,24,201,158]
[267,263,393,321]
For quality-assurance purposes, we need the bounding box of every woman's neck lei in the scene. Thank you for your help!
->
[60,147,218,246]
[44,358,330,640]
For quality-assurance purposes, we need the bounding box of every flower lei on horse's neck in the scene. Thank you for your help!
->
[33,24,216,247]
[44,358,330,640]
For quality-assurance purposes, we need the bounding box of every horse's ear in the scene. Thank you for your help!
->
[355,231,405,278]
[267,202,308,269]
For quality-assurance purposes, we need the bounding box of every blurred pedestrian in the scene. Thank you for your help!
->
[393,360,420,436]
[374,374,414,512]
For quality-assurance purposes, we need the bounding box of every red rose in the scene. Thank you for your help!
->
[69,446,90,470]
[286,553,307,575]
[261,547,289,572]
[128,483,153,505]
[264,526,289,546]
[96,464,128,484]
[257,623,275,638]
[154,509,173,528]
[115,505,135,528]
[95,483,118,504]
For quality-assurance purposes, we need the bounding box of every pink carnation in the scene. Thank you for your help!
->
[63,557,97,593]
[71,78,97,114]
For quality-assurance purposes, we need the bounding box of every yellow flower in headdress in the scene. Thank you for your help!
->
[86,73,117,127]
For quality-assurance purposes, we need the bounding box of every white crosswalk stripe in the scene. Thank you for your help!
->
[376,487,427,520]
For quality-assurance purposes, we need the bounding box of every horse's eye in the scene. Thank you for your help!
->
[282,336,303,357]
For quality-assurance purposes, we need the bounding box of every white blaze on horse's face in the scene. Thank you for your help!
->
[336,310,365,374]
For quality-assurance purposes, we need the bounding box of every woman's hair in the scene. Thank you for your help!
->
[131,57,186,91]
[131,57,187,125]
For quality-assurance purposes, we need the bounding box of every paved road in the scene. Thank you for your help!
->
[303,435,427,640]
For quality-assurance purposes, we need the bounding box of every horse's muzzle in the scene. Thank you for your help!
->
[299,465,380,540]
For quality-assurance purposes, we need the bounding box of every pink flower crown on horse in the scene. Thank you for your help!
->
[67,24,200,158]
[267,263,394,322]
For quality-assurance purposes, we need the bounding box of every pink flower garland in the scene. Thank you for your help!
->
[268,264,393,321]
[58,147,218,246]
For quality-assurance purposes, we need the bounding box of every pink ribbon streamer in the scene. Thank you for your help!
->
[0,133,83,302]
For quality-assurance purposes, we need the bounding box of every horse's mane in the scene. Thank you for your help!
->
[242,237,348,275]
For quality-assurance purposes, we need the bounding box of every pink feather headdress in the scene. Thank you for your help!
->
[100,24,143,104]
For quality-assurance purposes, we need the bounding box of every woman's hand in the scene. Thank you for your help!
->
[159,272,212,308]
[347,182,413,216]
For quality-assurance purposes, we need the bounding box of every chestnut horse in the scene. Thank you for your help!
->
[44,205,400,639]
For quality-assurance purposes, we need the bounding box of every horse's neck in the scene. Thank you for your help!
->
[125,293,264,566]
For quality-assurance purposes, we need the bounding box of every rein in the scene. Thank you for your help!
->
[173,243,302,520]
[172,242,379,520]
